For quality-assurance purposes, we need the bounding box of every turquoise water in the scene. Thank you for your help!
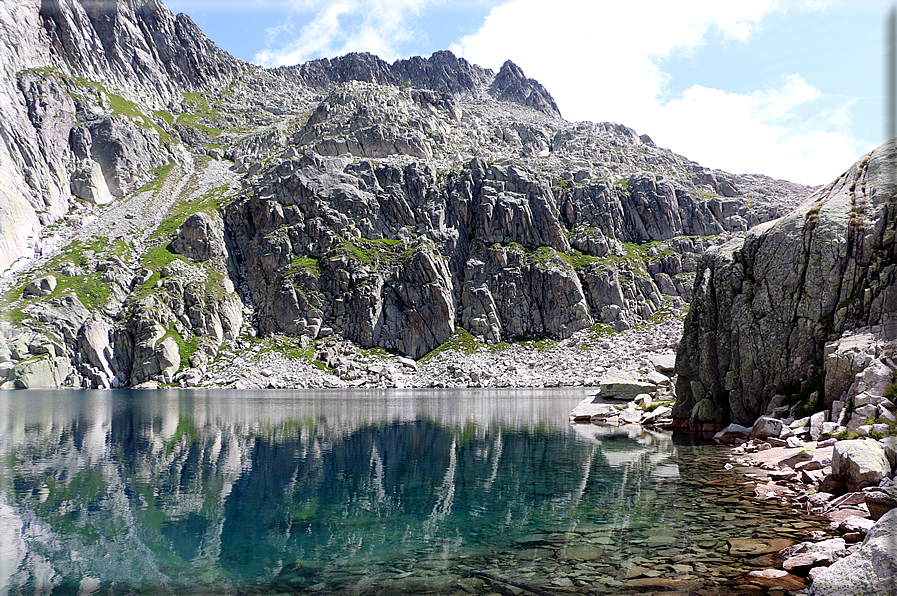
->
[0,389,827,595]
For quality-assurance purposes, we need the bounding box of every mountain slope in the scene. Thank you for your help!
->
[0,0,815,389]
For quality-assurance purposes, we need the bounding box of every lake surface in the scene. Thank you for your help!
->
[0,389,828,595]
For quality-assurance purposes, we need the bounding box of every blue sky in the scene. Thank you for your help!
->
[165,0,892,185]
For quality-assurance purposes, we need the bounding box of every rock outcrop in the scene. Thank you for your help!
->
[0,0,245,271]
[674,142,897,426]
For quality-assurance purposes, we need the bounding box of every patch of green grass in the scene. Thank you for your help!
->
[182,92,211,112]
[150,184,232,241]
[331,237,414,269]
[135,163,173,194]
[639,398,674,412]
[553,179,572,191]
[176,91,224,137]
[870,420,897,439]
[154,110,174,125]
[632,299,683,331]
[176,113,223,137]
[614,179,630,190]
[834,430,861,441]
[16,66,59,78]
[496,332,557,352]
[73,77,171,143]
[160,325,200,374]
[419,327,481,364]
[697,189,719,200]
[290,255,321,276]
[254,334,316,361]
[357,346,396,359]
[577,322,619,350]
[565,249,606,269]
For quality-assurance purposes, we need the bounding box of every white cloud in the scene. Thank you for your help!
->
[254,0,436,67]
[451,0,863,184]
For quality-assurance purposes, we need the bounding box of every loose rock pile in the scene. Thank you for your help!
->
[202,314,683,390]
[717,415,897,594]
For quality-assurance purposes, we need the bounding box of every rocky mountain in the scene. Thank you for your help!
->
[0,0,816,390]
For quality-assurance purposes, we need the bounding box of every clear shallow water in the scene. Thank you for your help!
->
[0,389,828,595]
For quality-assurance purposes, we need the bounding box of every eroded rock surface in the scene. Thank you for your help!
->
[675,142,897,426]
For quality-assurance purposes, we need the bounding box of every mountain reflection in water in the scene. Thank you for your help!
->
[0,389,820,595]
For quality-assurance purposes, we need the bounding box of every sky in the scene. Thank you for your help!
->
[164,0,893,185]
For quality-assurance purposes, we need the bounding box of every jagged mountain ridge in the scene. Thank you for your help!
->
[0,0,815,389]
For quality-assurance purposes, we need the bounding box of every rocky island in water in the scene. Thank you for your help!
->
[0,0,895,594]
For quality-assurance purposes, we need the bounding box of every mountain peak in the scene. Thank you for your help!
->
[489,59,561,118]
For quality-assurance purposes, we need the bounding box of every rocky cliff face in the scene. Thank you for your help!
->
[674,141,897,426]
[0,0,246,273]
[0,0,815,389]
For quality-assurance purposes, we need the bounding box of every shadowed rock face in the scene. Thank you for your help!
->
[223,150,754,358]
[674,141,897,426]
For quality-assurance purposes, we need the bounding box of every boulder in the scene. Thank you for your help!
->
[11,355,71,388]
[749,416,784,440]
[641,405,672,425]
[780,538,846,574]
[569,396,616,421]
[23,275,56,297]
[853,359,895,398]
[864,484,897,521]
[77,313,115,386]
[809,507,897,596]
[649,353,676,373]
[728,537,793,557]
[713,423,751,443]
[809,411,827,441]
[172,212,227,262]
[880,436,897,471]
[838,516,876,536]
[596,372,656,400]
[742,569,805,590]
[70,159,114,204]
[156,336,180,380]
[831,439,891,491]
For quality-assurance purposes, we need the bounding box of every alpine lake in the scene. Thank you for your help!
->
[0,389,831,595]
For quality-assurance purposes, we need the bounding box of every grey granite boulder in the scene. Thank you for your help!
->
[780,538,846,574]
[863,482,897,521]
[24,275,56,297]
[832,439,892,492]
[597,372,656,400]
[172,212,227,262]
[749,416,784,440]
[713,423,751,443]
[809,507,897,596]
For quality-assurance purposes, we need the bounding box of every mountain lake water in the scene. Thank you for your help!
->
[0,389,831,595]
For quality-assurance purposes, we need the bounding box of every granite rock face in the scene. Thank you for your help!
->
[0,0,245,271]
[675,142,897,425]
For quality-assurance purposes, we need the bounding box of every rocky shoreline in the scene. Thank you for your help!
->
[568,354,897,595]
